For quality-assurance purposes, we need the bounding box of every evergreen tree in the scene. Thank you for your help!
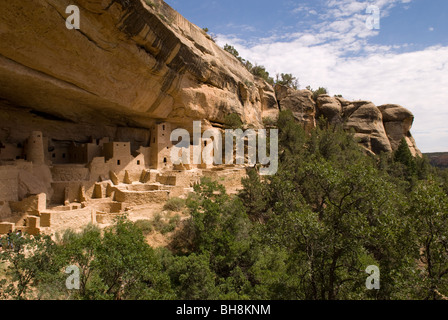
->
[394,138,417,181]
[276,73,299,89]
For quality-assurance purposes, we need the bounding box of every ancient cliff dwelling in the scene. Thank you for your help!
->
[0,0,421,236]
[2,0,447,304]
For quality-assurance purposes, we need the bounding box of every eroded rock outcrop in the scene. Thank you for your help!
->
[316,95,342,124]
[276,87,420,155]
[275,85,316,132]
[344,101,393,155]
[257,79,279,121]
[378,104,422,157]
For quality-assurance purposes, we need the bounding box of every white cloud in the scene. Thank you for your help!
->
[292,4,318,16]
[225,22,257,33]
[216,0,448,152]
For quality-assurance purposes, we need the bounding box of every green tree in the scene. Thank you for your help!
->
[57,224,103,298]
[252,65,274,85]
[163,251,218,300]
[243,60,253,72]
[255,116,416,299]
[277,109,307,157]
[306,86,328,100]
[276,73,299,89]
[394,138,417,184]
[186,179,259,298]
[408,181,448,299]
[265,159,411,299]
[439,168,448,196]
[93,217,172,300]
[238,168,269,222]
[0,233,63,300]
[223,44,240,59]
[55,218,173,300]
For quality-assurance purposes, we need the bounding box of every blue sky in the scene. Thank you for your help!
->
[165,0,448,152]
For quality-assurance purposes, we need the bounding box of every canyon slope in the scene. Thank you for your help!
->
[0,0,420,156]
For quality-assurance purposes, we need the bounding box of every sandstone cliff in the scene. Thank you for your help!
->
[0,0,270,134]
[275,86,421,156]
[0,0,420,156]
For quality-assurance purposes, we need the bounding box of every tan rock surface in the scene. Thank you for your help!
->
[0,0,266,135]
[378,104,422,156]
[344,102,392,154]
[275,85,316,132]
[256,78,279,120]
[316,95,342,124]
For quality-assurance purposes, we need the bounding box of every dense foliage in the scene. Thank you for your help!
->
[1,110,448,300]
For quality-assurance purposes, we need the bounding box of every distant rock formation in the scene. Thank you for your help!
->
[378,104,421,157]
[425,153,448,168]
[276,86,421,156]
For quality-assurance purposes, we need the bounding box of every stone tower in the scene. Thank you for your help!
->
[26,131,45,165]
[150,122,172,170]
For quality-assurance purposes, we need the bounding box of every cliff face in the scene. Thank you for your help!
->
[0,0,269,133]
[0,0,420,155]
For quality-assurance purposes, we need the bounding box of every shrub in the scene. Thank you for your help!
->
[161,225,174,235]
[394,138,417,180]
[306,86,328,100]
[136,213,181,235]
[144,0,156,9]
[161,215,181,235]
[243,60,253,72]
[152,213,165,231]
[252,65,274,85]
[169,214,181,225]
[276,73,299,89]
[134,220,153,235]
[202,28,216,42]
[313,87,328,100]
[223,44,240,59]
[243,80,254,88]
[163,197,186,212]
[224,113,243,129]
[263,117,277,127]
